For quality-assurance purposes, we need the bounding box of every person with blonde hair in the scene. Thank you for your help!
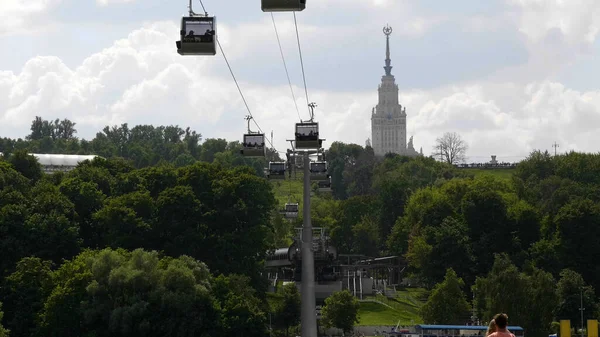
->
[486,319,497,336]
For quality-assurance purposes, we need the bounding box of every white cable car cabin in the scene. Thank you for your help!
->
[283,203,299,218]
[241,133,266,157]
[295,122,321,149]
[176,16,216,56]
[310,161,329,181]
[318,178,332,192]
[268,162,286,180]
[261,0,306,12]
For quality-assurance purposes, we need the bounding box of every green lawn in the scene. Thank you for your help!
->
[267,287,426,326]
[270,173,305,206]
[357,288,427,326]
[270,171,333,211]
[270,168,517,208]
[358,301,404,326]
[462,168,516,180]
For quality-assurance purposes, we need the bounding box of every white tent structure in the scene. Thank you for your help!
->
[0,152,101,173]
[33,154,100,173]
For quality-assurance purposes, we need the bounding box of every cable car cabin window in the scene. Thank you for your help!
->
[243,134,265,148]
[310,162,327,173]
[269,162,285,175]
[285,203,299,212]
[182,19,215,43]
[295,123,319,140]
[318,181,331,188]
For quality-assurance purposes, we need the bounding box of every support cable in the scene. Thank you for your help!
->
[293,12,311,120]
[271,13,302,122]
[199,0,278,152]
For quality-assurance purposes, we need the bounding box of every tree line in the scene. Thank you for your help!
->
[307,144,600,337]
[1,117,600,337]
[0,116,280,172]
[0,147,281,336]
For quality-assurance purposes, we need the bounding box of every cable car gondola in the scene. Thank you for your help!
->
[241,116,266,157]
[261,0,306,12]
[176,16,216,56]
[241,133,266,157]
[295,103,322,149]
[268,162,286,180]
[283,203,299,219]
[295,122,321,149]
[310,161,329,181]
[318,178,332,193]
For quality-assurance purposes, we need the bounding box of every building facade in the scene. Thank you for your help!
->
[371,25,420,157]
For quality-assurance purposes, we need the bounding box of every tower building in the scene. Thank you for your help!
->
[371,25,419,157]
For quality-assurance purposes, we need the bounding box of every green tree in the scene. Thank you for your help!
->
[39,248,222,337]
[554,199,600,291]
[352,215,380,257]
[7,150,43,182]
[200,138,228,163]
[275,283,301,336]
[555,269,598,331]
[408,217,474,287]
[212,274,268,337]
[325,142,366,200]
[0,302,9,337]
[321,290,360,335]
[331,195,380,254]
[474,254,557,337]
[2,257,53,337]
[420,268,471,324]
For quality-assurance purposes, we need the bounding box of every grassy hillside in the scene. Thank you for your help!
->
[268,287,427,326]
[269,171,333,211]
[270,173,305,206]
[463,168,516,180]
[269,168,517,207]
[357,288,427,326]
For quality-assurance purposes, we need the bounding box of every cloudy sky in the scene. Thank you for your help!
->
[1,0,599,162]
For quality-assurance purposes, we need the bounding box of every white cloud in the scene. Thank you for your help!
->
[96,0,136,6]
[501,0,600,79]
[409,81,600,160]
[0,0,62,36]
[508,0,600,46]
[1,2,600,164]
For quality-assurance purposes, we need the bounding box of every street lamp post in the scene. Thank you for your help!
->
[580,288,585,337]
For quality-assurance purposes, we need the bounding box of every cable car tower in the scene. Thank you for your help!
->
[176,0,216,55]
[286,102,328,337]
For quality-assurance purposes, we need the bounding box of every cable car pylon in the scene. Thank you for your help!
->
[286,108,325,336]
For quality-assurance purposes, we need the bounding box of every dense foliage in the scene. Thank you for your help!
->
[2,118,600,337]
[0,128,278,336]
[321,290,360,334]
[0,116,281,173]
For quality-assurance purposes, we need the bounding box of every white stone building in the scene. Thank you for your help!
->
[370,25,421,157]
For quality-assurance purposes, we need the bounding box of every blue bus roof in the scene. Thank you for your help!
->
[416,325,524,332]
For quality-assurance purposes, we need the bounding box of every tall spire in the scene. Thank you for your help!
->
[383,24,393,76]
